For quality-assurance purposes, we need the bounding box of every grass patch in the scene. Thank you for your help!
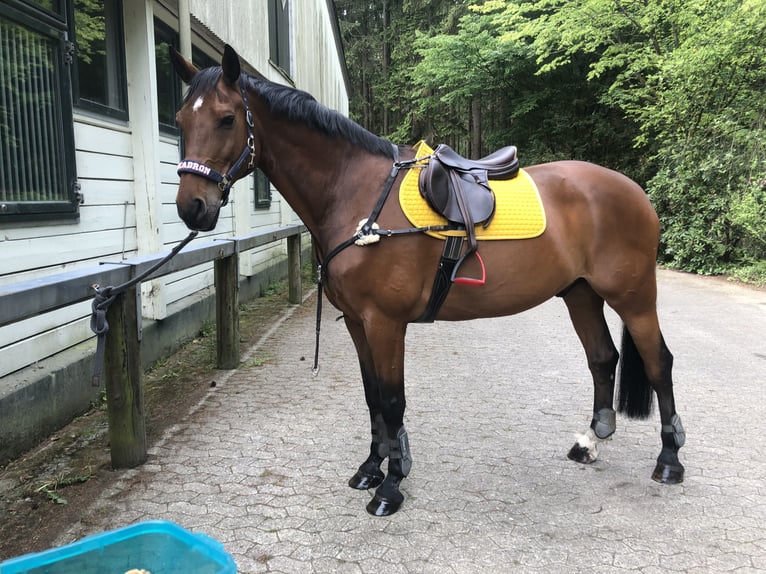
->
[34,468,94,505]
[727,260,766,287]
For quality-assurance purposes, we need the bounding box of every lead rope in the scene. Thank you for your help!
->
[90,231,198,386]
[310,232,358,376]
[312,267,324,375]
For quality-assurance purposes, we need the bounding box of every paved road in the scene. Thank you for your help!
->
[60,269,766,573]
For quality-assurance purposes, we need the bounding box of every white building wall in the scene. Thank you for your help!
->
[188,1,272,80]
[293,1,350,116]
[0,0,348,380]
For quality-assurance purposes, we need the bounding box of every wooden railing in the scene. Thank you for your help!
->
[0,224,306,468]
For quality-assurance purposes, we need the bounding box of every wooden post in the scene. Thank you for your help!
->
[287,233,302,304]
[104,286,147,469]
[215,252,240,369]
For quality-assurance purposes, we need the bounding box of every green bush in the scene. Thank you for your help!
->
[650,150,739,274]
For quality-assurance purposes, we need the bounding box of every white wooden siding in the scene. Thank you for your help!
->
[0,0,347,381]
[0,306,92,379]
[0,118,138,379]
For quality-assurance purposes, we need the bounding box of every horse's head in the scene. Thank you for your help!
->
[171,45,257,231]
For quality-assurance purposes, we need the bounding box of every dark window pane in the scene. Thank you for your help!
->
[268,0,290,76]
[154,20,178,132]
[192,47,216,70]
[74,0,125,113]
[27,1,56,13]
[254,169,271,209]
[0,15,67,203]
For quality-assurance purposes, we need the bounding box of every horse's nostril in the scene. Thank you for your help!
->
[193,197,206,220]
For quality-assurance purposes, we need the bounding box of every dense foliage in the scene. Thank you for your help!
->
[335,0,766,281]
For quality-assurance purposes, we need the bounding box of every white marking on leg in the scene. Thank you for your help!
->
[574,428,601,463]
[192,96,204,112]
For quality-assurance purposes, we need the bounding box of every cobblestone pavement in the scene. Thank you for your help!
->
[61,270,766,573]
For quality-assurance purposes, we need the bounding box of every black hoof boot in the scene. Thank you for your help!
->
[652,448,684,484]
[348,469,384,490]
[366,490,404,516]
[567,442,595,464]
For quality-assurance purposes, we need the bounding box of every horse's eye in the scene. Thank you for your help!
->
[219,115,235,128]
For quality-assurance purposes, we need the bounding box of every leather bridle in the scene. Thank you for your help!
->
[176,76,256,206]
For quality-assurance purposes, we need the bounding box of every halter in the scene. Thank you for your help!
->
[176,76,257,206]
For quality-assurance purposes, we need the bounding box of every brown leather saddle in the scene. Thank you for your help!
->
[419,144,520,253]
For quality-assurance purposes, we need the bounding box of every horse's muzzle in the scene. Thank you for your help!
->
[176,195,220,231]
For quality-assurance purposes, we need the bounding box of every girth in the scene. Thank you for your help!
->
[415,236,463,323]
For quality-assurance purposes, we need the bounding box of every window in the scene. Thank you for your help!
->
[254,169,272,209]
[21,1,60,15]
[155,19,218,134]
[154,19,179,133]
[268,0,290,77]
[0,1,78,223]
[193,47,217,70]
[70,0,126,118]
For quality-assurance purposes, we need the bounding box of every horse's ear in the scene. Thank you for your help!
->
[222,44,241,86]
[169,45,198,84]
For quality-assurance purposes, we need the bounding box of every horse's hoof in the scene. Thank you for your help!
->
[348,470,384,490]
[652,462,684,484]
[567,443,596,464]
[366,492,404,516]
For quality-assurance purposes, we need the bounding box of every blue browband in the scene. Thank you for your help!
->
[177,76,256,206]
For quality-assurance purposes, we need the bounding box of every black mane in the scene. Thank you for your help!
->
[183,66,223,104]
[184,67,395,160]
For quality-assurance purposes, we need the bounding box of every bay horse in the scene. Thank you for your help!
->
[170,45,685,516]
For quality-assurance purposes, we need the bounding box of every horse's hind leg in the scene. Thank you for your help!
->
[561,280,619,464]
[618,313,685,484]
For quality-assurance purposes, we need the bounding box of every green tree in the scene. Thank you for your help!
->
[481,0,766,276]
[336,0,469,139]
[643,1,766,273]
[337,0,766,278]
[408,3,641,172]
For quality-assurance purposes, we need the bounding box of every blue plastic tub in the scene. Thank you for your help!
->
[0,520,236,574]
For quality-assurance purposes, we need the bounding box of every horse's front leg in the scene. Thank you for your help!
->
[346,317,387,490]
[344,315,411,516]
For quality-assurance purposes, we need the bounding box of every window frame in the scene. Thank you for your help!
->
[0,0,80,224]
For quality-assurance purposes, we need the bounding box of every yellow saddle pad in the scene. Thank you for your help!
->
[399,141,546,240]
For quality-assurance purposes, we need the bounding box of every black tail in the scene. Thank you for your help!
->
[616,326,654,419]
